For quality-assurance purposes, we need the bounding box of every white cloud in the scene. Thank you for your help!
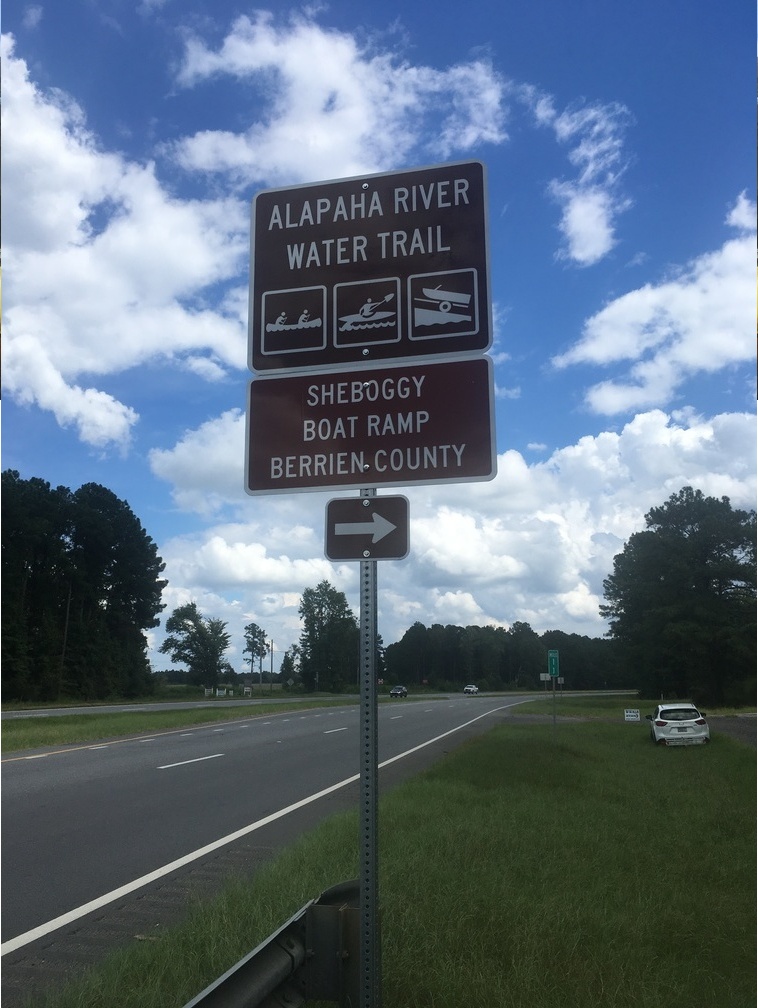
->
[431,590,498,627]
[172,12,507,186]
[1,19,641,456]
[147,405,756,668]
[4,14,753,681]
[149,409,246,514]
[167,532,332,590]
[551,101,630,185]
[549,183,621,266]
[552,197,756,413]
[520,88,631,265]
[138,0,170,13]
[22,5,43,30]
[414,508,528,585]
[1,35,248,449]
[726,190,755,230]
[1,19,508,454]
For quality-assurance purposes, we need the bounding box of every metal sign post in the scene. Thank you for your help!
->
[245,159,498,1008]
[548,651,559,737]
[358,488,380,1008]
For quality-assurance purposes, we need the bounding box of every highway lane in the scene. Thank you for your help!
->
[0,696,333,719]
[1,695,535,947]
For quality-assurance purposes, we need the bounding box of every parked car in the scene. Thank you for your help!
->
[645,703,710,745]
[463,684,479,695]
[389,685,407,698]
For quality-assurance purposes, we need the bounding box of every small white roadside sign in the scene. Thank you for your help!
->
[624,709,641,722]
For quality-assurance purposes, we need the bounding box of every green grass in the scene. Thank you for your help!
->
[0,700,360,753]
[1,696,453,753]
[518,694,755,718]
[515,694,634,717]
[24,720,755,1008]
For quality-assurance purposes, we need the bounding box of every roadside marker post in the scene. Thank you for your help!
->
[548,651,559,736]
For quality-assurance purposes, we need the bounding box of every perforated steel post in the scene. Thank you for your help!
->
[359,488,381,1007]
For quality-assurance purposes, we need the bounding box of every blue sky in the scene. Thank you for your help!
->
[3,0,755,674]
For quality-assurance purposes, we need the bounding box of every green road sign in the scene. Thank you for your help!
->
[548,650,559,677]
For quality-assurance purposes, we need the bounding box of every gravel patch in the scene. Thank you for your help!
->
[708,714,756,748]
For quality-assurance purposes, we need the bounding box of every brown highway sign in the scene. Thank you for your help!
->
[245,356,496,494]
[325,496,410,561]
[250,160,491,372]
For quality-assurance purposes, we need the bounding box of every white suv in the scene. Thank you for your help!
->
[463,684,479,695]
[645,703,709,745]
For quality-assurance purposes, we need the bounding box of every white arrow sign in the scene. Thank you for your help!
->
[325,495,409,561]
[334,512,397,543]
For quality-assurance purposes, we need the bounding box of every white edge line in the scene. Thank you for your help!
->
[1,771,360,956]
[1,701,523,956]
[157,754,225,770]
[323,727,348,735]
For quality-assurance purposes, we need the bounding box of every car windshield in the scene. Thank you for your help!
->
[660,708,699,721]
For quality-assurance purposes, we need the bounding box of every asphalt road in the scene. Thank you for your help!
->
[0,696,326,719]
[1,695,532,946]
[3,692,742,1005]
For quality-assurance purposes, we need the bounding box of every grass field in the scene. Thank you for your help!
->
[0,700,362,753]
[0,692,695,754]
[24,715,756,1008]
[515,695,752,719]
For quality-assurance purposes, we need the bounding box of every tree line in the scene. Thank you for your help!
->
[384,621,620,692]
[602,486,755,705]
[3,471,755,705]
[2,470,166,701]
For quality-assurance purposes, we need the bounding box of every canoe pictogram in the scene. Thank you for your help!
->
[266,309,323,332]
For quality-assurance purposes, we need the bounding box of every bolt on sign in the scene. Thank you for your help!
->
[249,160,491,373]
[245,357,496,495]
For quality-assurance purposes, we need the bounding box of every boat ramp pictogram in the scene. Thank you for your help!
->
[408,268,479,341]
[413,286,472,327]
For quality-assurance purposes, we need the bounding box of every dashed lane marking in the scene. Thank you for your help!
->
[157,754,225,771]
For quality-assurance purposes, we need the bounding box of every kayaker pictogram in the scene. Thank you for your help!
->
[339,293,396,331]
[334,278,401,349]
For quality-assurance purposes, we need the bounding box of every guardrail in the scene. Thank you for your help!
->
[182,880,360,1008]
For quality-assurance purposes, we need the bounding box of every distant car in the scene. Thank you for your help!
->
[389,685,407,698]
[463,684,479,695]
[645,703,710,745]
